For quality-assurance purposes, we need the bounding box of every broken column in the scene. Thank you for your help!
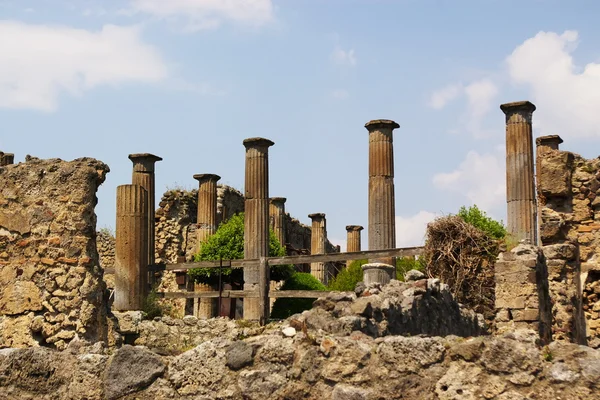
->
[0,153,14,166]
[193,173,221,318]
[269,197,287,247]
[501,101,537,244]
[364,119,399,283]
[345,225,363,267]
[128,153,162,269]
[243,137,274,320]
[309,213,327,284]
[115,184,149,310]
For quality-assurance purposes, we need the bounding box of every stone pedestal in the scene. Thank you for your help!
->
[365,119,399,282]
[501,101,537,245]
[193,174,221,318]
[269,197,286,247]
[309,213,327,284]
[362,263,395,286]
[115,184,149,311]
[243,137,274,320]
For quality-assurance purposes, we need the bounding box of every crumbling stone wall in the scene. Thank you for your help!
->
[0,157,109,350]
[495,244,552,342]
[537,138,594,345]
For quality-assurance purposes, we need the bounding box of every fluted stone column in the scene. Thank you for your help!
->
[115,184,148,310]
[346,225,363,267]
[269,197,287,247]
[309,213,327,284]
[501,101,537,244]
[193,174,221,318]
[243,137,274,320]
[0,153,14,166]
[128,153,162,269]
[365,119,399,281]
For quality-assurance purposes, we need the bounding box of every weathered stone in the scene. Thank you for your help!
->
[0,281,42,315]
[104,345,166,400]
[405,269,426,281]
[226,340,254,370]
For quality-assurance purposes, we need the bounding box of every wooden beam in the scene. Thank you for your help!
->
[152,247,424,272]
[156,290,353,299]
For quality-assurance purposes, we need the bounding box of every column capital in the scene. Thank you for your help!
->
[193,173,221,184]
[500,101,536,115]
[308,212,326,221]
[536,135,563,150]
[128,153,163,173]
[365,119,400,131]
[243,137,275,149]
[346,225,364,232]
[270,197,287,205]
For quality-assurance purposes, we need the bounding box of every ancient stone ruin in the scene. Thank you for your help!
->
[1,109,600,399]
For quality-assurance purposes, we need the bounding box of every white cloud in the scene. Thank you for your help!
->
[331,46,357,67]
[433,148,505,213]
[331,89,349,100]
[462,79,498,138]
[0,21,167,112]
[129,0,274,31]
[395,211,437,247]
[506,30,600,138]
[428,83,462,109]
[428,79,498,138]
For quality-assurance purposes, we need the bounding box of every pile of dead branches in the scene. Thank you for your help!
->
[422,215,499,319]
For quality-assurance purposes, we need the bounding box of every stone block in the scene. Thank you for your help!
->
[495,296,526,309]
[538,152,573,197]
[512,309,539,322]
[543,243,577,261]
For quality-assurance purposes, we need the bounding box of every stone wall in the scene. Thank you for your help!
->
[537,137,595,346]
[0,158,109,350]
[495,244,553,343]
[2,326,600,399]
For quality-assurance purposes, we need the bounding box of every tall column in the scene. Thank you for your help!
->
[501,101,537,244]
[345,225,363,267]
[128,153,162,269]
[365,119,399,281]
[115,184,148,310]
[193,174,221,318]
[243,137,274,320]
[269,197,287,247]
[0,153,14,166]
[309,213,327,284]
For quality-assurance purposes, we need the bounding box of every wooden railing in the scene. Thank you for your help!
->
[132,247,423,324]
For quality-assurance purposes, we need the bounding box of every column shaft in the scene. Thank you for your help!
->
[269,197,286,247]
[345,225,363,268]
[366,120,399,274]
[193,174,221,319]
[243,138,274,320]
[129,154,162,270]
[309,213,327,284]
[115,184,148,310]
[501,101,537,244]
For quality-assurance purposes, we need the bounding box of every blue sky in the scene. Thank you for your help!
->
[2,0,600,250]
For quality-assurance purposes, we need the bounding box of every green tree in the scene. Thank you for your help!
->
[457,205,507,240]
[188,213,294,285]
[396,256,426,281]
[270,272,326,319]
[327,259,367,291]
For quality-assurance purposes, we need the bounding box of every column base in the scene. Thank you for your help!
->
[362,263,395,286]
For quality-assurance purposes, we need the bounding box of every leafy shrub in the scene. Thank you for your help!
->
[142,286,172,320]
[188,213,294,285]
[327,259,367,291]
[457,205,506,240]
[396,257,426,281]
[271,272,326,319]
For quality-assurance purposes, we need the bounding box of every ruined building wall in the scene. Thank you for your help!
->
[0,158,109,350]
[537,140,594,345]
